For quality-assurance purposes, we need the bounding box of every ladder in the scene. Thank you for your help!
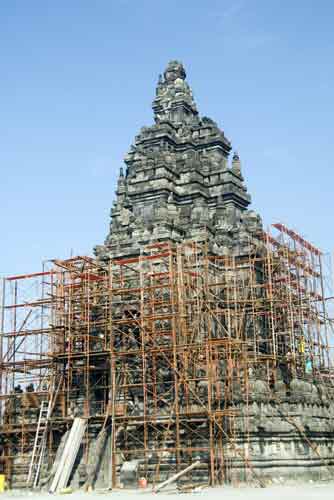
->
[27,375,63,488]
[26,399,51,488]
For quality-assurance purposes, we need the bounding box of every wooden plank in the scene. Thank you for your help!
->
[56,418,86,492]
[153,461,200,493]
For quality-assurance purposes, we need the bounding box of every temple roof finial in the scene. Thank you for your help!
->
[232,151,240,163]
[164,60,186,82]
[231,151,243,178]
[153,61,197,124]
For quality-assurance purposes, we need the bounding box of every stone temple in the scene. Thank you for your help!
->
[1,61,334,491]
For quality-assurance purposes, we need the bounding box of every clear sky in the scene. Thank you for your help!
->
[1,0,333,276]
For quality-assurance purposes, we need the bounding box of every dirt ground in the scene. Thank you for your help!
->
[1,483,333,500]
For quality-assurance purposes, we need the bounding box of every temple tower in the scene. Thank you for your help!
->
[95,61,262,260]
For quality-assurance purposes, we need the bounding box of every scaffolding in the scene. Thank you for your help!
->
[0,225,333,488]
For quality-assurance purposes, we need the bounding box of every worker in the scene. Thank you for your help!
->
[305,357,312,375]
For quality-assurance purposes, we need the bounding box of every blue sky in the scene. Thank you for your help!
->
[1,0,333,276]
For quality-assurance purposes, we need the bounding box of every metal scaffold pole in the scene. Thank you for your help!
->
[0,230,333,488]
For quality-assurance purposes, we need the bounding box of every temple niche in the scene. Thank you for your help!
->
[95,60,262,261]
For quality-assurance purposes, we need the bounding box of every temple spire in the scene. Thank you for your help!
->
[152,61,198,124]
[95,61,260,261]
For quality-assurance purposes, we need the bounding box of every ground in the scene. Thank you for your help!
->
[1,483,333,500]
